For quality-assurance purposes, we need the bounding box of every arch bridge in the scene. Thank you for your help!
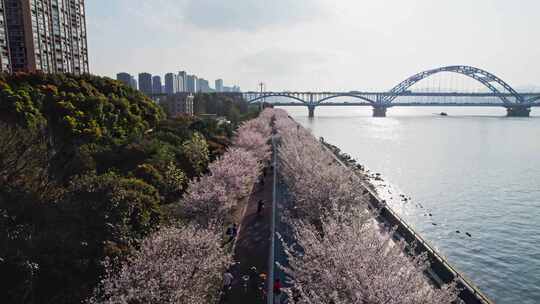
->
[243,66,540,117]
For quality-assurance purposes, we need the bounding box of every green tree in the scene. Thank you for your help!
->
[181,132,210,176]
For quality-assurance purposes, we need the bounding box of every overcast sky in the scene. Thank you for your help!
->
[87,0,540,91]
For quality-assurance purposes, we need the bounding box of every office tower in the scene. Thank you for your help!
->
[215,79,223,92]
[198,78,210,92]
[2,0,89,74]
[152,75,162,94]
[186,74,197,93]
[178,71,187,92]
[0,0,10,72]
[117,72,132,86]
[164,72,177,95]
[138,73,153,95]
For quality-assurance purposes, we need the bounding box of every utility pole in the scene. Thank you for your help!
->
[259,82,265,111]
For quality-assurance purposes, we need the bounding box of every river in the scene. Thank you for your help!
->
[280,106,540,304]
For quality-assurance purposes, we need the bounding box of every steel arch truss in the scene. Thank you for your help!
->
[243,92,309,105]
[243,92,377,105]
[382,65,525,105]
[316,93,376,104]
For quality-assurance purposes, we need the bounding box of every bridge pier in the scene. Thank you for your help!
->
[372,106,388,117]
[506,106,531,117]
[308,105,316,118]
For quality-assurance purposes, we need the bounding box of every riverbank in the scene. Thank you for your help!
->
[321,139,493,304]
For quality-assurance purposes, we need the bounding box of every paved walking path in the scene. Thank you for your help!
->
[221,166,274,304]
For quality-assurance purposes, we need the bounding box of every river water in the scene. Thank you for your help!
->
[280,106,540,304]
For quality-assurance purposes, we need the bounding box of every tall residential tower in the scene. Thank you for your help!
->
[0,0,10,72]
[1,0,89,74]
[138,73,152,96]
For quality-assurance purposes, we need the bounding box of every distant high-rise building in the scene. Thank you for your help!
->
[178,71,187,92]
[164,73,177,95]
[186,74,198,93]
[152,75,162,94]
[198,78,210,92]
[160,93,194,117]
[232,85,241,92]
[223,86,232,92]
[2,0,89,74]
[215,79,223,92]
[130,77,137,90]
[138,73,153,95]
[0,0,10,72]
[117,72,132,86]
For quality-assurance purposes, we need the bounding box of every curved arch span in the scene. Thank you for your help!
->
[526,96,540,104]
[317,93,376,105]
[383,66,525,105]
[245,93,307,104]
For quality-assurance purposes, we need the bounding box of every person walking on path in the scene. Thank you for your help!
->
[223,270,234,291]
[257,199,265,216]
[225,223,238,245]
[273,278,282,304]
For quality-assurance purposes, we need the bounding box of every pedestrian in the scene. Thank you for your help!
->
[292,287,301,303]
[223,270,234,291]
[257,199,265,216]
[225,223,238,244]
[273,278,282,304]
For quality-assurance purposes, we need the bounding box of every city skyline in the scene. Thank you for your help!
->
[87,0,540,92]
[117,70,241,94]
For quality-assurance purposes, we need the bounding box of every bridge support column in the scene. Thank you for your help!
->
[506,106,531,117]
[308,105,316,118]
[372,106,388,117]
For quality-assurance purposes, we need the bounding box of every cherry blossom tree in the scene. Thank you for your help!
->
[233,129,271,163]
[275,114,367,222]
[280,208,458,304]
[89,225,230,304]
[179,147,260,227]
[233,109,273,163]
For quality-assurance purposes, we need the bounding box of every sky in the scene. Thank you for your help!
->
[87,0,540,91]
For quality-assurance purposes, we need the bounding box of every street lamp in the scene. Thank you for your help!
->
[259,82,265,111]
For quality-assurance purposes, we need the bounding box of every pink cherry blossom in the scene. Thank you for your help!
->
[89,225,230,304]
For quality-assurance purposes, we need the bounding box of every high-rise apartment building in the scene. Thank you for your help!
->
[1,0,89,74]
[117,72,131,86]
[177,71,187,92]
[130,77,137,90]
[152,75,162,94]
[117,72,137,90]
[215,79,223,92]
[198,78,210,92]
[164,72,177,95]
[186,74,197,93]
[0,0,10,72]
[138,73,152,95]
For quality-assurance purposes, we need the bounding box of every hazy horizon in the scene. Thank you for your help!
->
[87,0,540,92]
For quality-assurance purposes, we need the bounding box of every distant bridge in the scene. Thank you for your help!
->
[242,66,540,117]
